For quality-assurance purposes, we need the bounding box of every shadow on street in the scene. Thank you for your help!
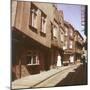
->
[55,63,87,87]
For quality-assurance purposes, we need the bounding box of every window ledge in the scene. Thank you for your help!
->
[40,31,46,37]
[27,64,40,66]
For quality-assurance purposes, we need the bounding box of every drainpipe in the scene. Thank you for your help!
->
[19,59,21,78]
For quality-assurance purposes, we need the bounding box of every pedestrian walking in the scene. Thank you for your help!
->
[57,55,62,69]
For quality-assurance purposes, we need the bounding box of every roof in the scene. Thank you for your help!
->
[64,20,75,31]
[75,30,84,40]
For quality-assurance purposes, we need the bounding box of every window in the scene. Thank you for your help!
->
[27,55,32,64]
[65,27,68,36]
[78,35,81,42]
[64,41,68,49]
[60,28,64,42]
[53,26,58,39]
[69,41,73,48]
[60,17,64,26]
[31,8,37,28]
[70,29,73,36]
[61,33,64,42]
[27,51,39,65]
[41,15,46,33]
[30,3,38,29]
[51,23,58,39]
[40,12,46,37]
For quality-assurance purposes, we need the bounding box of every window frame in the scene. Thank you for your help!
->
[65,27,68,36]
[40,12,47,37]
[41,15,46,33]
[65,41,68,49]
[61,33,64,42]
[31,8,37,28]
[29,3,38,33]
[53,25,58,39]
[26,51,40,66]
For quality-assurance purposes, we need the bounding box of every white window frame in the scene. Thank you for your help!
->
[41,16,46,33]
[27,51,39,65]
[31,9,37,28]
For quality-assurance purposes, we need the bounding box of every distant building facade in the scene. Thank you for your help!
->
[50,7,65,68]
[74,30,84,63]
[63,21,75,65]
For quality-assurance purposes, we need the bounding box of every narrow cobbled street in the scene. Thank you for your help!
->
[12,63,87,89]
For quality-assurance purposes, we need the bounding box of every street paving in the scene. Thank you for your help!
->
[34,64,82,88]
[55,63,87,87]
[12,63,87,89]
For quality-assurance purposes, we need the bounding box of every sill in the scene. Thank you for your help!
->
[27,64,40,66]
[29,25,38,33]
[40,31,46,37]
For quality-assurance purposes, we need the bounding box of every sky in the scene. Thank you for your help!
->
[56,3,86,39]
